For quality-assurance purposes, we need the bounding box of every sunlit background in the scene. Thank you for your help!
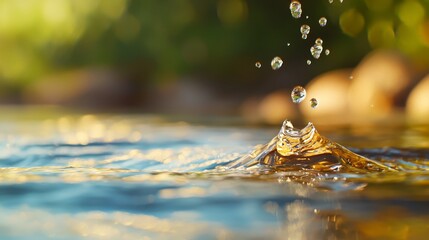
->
[0,0,428,123]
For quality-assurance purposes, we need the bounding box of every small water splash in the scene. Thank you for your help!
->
[225,120,395,174]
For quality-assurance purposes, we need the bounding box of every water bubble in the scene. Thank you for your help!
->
[307,60,312,65]
[319,17,327,27]
[255,62,261,68]
[291,86,306,104]
[271,56,283,70]
[300,25,310,39]
[289,1,302,19]
[310,44,323,59]
[325,49,330,55]
[310,98,318,108]
[315,38,323,45]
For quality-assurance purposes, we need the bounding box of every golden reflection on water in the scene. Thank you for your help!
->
[1,207,228,240]
[2,202,428,240]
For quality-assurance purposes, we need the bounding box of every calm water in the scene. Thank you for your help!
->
[1,113,429,240]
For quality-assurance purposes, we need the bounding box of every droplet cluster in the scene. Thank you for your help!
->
[253,0,347,109]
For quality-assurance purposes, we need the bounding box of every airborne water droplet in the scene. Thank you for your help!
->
[307,60,312,65]
[315,38,323,45]
[289,1,303,19]
[319,17,327,27]
[310,44,323,59]
[310,98,318,108]
[329,0,333,3]
[255,62,261,68]
[325,49,330,55]
[291,86,307,104]
[300,25,310,39]
[271,56,283,70]
[300,25,310,35]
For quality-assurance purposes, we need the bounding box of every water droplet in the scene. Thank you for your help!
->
[307,60,312,65]
[315,38,323,45]
[328,0,333,3]
[300,25,310,35]
[289,1,302,19]
[287,43,291,46]
[306,16,309,19]
[310,98,318,108]
[255,62,261,68]
[325,49,330,55]
[291,86,306,104]
[319,17,327,27]
[300,25,310,39]
[271,56,283,70]
[349,75,354,79]
[310,44,323,59]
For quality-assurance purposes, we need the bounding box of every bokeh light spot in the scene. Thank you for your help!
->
[397,1,425,27]
[114,14,141,42]
[339,9,365,37]
[217,0,248,26]
[364,0,392,12]
[368,21,395,48]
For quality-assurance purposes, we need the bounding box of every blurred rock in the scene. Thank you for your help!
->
[406,74,429,122]
[22,69,138,109]
[300,69,352,123]
[240,96,263,124]
[146,79,236,115]
[348,51,412,117]
[241,90,296,125]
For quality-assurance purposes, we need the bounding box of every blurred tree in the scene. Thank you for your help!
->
[0,0,427,104]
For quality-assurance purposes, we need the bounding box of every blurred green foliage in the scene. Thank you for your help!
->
[0,0,428,98]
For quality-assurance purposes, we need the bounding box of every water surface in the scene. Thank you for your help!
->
[1,114,429,239]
